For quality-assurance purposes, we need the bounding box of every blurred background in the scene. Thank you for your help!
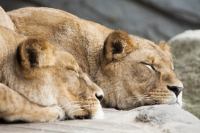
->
[1,0,200,42]
[0,0,200,118]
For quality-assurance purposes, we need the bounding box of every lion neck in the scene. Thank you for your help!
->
[0,27,25,82]
[75,26,113,81]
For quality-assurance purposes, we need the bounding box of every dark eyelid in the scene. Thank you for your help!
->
[141,62,149,65]
[67,66,75,71]
[141,62,152,66]
[151,65,155,71]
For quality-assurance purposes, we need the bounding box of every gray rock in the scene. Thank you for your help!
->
[168,30,200,119]
[135,105,199,124]
[102,105,200,133]
[0,105,199,133]
[141,0,200,24]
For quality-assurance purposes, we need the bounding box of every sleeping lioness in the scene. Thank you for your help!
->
[8,7,183,110]
[0,25,104,122]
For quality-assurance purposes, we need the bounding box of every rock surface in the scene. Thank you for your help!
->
[0,0,200,42]
[102,105,200,133]
[1,105,199,133]
[168,30,200,119]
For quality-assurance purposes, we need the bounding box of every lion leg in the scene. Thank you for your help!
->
[0,83,65,122]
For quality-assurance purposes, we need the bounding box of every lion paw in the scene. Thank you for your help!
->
[55,106,65,121]
[47,105,65,123]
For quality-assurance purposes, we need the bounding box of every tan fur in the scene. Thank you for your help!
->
[156,40,172,60]
[0,23,104,122]
[0,83,63,122]
[7,7,183,110]
[0,7,14,31]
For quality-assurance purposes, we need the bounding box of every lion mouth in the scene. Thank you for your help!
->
[147,91,182,107]
[62,99,104,120]
[74,112,91,119]
[145,99,181,107]
[64,112,91,120]
[167,98,182,107]
[63,107,92,120]
[145,94,182,107]
[145,101,159,106]
[72,104,104,120]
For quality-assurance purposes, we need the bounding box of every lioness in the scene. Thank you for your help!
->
[8,7,183,109]
[0,25,104,122]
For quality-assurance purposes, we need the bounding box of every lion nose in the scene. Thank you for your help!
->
[95,93,104,101]
[92,82,104,101]
[167,85,183,97]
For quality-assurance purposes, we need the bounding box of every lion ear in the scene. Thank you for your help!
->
[156,41,172,58]
[17,36,53,70]
[103,30,135,63]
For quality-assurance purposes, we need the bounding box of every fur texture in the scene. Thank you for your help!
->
[0,7,104,122]
[7,7,183,109]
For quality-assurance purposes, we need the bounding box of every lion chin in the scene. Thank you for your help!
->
[7,7,184,110]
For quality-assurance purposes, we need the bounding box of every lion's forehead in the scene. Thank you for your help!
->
[142,44,172,65]
[128,47,172,65]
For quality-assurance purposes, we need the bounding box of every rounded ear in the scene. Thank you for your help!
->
[156,41,172,59]
[103,30,135,63]
[17,36,53,70]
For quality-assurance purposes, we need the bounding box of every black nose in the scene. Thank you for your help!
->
[95,94,104,101]
[167,85,183,97]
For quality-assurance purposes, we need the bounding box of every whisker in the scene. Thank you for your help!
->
[64,104,82,110]
[143,94,160,105]
[65,103,90,115]
[63,104,90,110]
[67,105,81,115]
[61,102,78,109]
[132,98,140,108]
[68,108,86,116]
[132,95,144,108]
[60,101,83,109]
[135,96,144,107]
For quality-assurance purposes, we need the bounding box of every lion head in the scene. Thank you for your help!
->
[0,27,104,120]
[98,30,183,109]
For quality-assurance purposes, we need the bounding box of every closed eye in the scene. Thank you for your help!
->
[66,66,80,77]
[146,64,155,71]
[67,67,75,71]
[141,62,155,71]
